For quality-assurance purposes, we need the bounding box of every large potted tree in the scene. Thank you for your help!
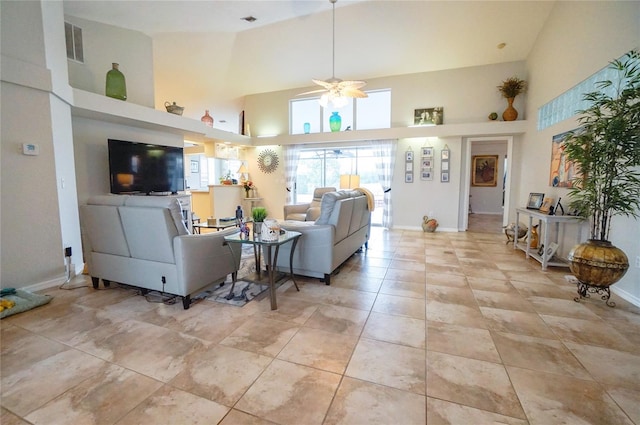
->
[563,49,640,305]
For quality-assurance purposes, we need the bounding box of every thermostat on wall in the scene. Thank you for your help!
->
[22,143,39,155]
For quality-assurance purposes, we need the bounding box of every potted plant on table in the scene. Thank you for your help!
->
[251,207,267,235]
[563,49,640,306]
[497,76,527,121]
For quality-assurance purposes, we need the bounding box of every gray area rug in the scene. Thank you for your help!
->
[197,245,269,307]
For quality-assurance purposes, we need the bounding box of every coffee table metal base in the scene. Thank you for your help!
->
[224,231,301,310]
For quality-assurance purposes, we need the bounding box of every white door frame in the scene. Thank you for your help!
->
[460,136,514,230]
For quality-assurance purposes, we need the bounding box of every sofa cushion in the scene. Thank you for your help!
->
[315,191,351,225]
[80,204,131,257]
[349,196,367,235]
[119,206,178,263]
[124,196,189,235]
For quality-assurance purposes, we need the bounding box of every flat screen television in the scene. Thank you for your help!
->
[108,139,185,195]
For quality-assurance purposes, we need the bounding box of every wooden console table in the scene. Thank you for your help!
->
[514,207,584,270]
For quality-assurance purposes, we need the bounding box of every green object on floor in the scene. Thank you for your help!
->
[0,287,17,296]
[0,289,52,319]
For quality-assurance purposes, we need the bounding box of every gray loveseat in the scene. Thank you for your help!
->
[80,195,240,309]
[275,189,371,285]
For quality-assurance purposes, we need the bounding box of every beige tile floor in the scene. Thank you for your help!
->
[2,224,640,425]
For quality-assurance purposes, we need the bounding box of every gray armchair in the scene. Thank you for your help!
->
[283,187,336,221]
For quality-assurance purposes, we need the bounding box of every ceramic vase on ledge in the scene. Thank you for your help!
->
[105,63,127,101]
[502,97,518,121]
[201,110,214,127]
[329,112,342,132]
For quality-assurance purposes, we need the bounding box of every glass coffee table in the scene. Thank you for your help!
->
[193,218,239,233]
[224,230,301,310]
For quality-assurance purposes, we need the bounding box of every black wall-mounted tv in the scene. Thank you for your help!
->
[108,139,185,195]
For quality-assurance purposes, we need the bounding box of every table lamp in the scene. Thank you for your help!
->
[340,174,360,189]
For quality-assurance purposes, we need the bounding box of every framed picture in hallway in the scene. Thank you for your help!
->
[471,155,498,187]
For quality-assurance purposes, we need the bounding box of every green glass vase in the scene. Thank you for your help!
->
[105,63,127,101]
[329,112,341,132]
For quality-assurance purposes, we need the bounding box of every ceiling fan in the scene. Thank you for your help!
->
[299,0,368,108]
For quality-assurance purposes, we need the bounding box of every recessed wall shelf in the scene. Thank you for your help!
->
[70,88,251,145]
[253,120,528,146]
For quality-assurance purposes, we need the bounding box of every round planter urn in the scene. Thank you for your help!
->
[568,240,629,287]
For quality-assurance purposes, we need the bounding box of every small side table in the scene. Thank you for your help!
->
[224,230,301,310]
[514,207,584,270]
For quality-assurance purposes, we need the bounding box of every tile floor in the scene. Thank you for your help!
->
[2,226,640,425]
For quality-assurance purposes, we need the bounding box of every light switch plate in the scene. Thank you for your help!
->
[22,143,40,155]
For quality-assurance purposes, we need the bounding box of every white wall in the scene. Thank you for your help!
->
[64,15,155,108]
[522,1,640,301]
[1,1,70,287]
[392,137,462,231]
[242,61,527,229]
[243,61,527,137]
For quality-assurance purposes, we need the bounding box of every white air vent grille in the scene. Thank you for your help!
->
[65,22,84,63]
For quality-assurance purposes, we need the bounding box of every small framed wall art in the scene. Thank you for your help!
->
[405,149,414,183]
[421,169,433,180]
[420,146,433,181]
[440,145,450,183]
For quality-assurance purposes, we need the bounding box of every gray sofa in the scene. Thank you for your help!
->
[275,189,371,285]
[80,195,240,309]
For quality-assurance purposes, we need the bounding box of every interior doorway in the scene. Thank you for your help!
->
[460,136,514,232]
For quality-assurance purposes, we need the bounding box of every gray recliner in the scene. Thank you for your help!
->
[283,187,336,221]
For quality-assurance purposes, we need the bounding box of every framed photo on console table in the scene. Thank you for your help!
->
[527,192,545,210]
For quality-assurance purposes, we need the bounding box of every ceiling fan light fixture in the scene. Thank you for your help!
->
[300,0,367,108]
[320,90,349,108]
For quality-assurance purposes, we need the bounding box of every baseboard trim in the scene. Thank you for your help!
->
[24,275,67,292]
[612,286,640,308]
[392,225,459,232]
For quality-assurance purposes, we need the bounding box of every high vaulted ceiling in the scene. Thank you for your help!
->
[63,1,556,127]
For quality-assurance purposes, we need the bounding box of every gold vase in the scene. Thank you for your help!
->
[502,97,518,121]
[568,240,629,287]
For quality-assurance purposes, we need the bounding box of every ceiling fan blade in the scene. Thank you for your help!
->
[341,87,369,98]
[312,79,335,89]
[337,80,367,90]
[297,89,328,96]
